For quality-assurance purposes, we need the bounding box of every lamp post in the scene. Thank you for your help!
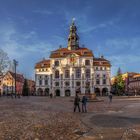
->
[13,59,18,98]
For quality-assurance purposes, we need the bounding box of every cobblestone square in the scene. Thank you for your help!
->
[0,96,140,140]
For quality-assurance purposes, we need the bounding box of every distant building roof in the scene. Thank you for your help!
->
[133,74,140,78]
[7,71,24,83]
[93,57,111,66]
[50,47,93,58]
[35,59,50,69]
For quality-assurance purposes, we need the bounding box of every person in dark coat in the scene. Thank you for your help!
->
[109,93,112,103]
[82,95,88,113]
[74,94,81,112]
[50,93,53,98]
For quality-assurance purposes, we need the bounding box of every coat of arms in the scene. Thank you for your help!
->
[70,54,76,64]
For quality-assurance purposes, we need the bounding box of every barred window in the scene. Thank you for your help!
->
[76,81,81,86]
[76,68,81,78]
[85,69,91,78]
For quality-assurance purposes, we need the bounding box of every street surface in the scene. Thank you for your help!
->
[0,96,140,140]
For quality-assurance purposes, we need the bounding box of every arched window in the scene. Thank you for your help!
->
[65,70,70,78]
[85,69,90,78]
[76,68,81,78]
[55,70,59,78]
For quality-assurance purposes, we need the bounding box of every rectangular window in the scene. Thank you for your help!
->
[76,81,81,86]
[96,79,100,85]
[96,74,100,78]
[55,82,59,86]
[39,80,42,86]
[85,60,90,66]
[96,67,98,70]
[65,70,70,78]
[85,69,90,78]
[103,79,106,85]
[45,80,48,85]
[76,68,81,78]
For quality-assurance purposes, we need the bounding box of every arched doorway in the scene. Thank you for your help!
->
[102,88,108,96]
[65,89,71,96]
[94,88,100,96]
[55,89,60,96]
[44,88,49,96]
[37,88,43,96]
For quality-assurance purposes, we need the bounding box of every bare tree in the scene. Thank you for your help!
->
[0,49,10,74]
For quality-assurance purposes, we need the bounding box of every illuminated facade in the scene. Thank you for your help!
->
[111,72,139,93]
[2,71,24,95]
[35,20,111,96]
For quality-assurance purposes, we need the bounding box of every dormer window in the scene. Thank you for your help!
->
[84,51,88,55]
[55,61,59,66]
[85,60,90,66]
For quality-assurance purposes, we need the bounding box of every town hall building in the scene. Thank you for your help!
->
[35,20,111,96]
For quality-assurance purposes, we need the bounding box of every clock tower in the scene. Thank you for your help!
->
[67,19,79,50]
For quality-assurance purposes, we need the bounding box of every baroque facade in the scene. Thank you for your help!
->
[35,21,111,96]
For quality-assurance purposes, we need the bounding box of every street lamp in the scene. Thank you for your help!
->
[13,59,18,98]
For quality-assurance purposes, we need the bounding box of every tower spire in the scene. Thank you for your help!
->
[67,19,79,50]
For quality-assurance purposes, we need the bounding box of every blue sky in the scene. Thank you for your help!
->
[0,0,140,79]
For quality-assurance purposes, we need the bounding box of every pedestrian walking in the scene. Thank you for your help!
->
[74,93,81,112]
[82,95,87,113]
[109,93,112,103]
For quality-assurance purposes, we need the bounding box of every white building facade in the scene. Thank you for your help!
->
[35,21,111,96]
